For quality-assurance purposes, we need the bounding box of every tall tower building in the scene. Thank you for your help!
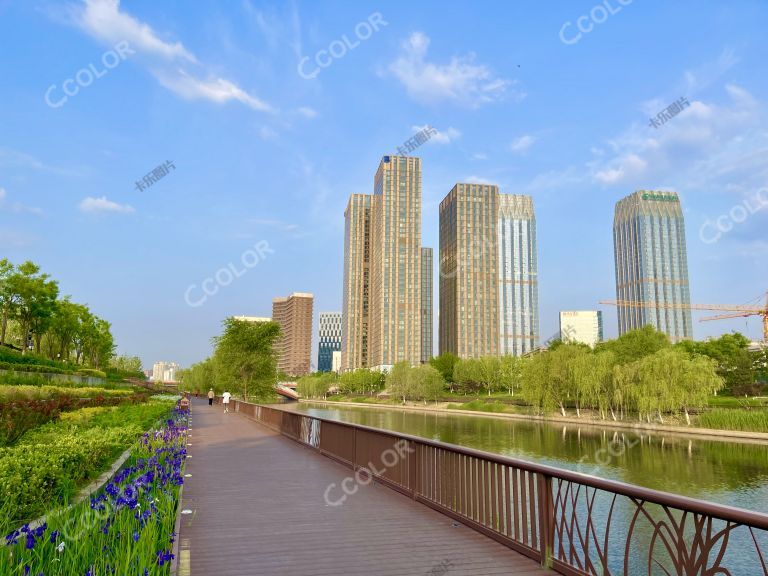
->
[272,293,314,376]
[317,312,342,372]
[341,194,372,371]
[560,311,604,348]
[498,195,539,355]
[368,156,423,370]
[613,190,692,342]
[421,247,433,363]
[439,184,499,357]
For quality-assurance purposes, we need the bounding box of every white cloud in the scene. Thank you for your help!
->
[510,134,535,154]
[70,0,274,113]
[79,196,135,214]
[472,153,488,161]
[297,106,318,118]
[588,84,767,191]
[77,0,196,62]
[259,126,279,141]
[154,69,274,113]
[387,32,519,107]
[0,187,43,215]
[412,125,461,144]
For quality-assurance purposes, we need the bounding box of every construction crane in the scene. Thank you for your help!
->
[598,292,768,342]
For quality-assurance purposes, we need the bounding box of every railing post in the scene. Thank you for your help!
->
[537,473,554,568]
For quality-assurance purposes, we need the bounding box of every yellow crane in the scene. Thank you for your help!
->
[599,292,768,342]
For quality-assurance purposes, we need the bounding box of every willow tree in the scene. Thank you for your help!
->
[212,318,281,401]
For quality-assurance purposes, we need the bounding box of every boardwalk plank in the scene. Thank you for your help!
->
[180,399,548,576]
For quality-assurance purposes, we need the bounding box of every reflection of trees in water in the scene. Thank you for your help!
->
[300,404,768,502]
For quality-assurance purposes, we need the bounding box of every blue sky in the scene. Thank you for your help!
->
[1,0,767,369]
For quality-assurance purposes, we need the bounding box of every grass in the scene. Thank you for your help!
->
[447,400,510,413]
[697,409,768,433]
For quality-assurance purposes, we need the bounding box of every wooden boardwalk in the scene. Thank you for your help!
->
[179,398,548,576]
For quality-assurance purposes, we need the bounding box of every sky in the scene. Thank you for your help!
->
[1,0,767,370]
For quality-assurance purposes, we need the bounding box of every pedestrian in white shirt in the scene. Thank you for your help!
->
[222,390,231,413]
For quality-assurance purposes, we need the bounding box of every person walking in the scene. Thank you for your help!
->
[222,390,231,413]
[207,388,215,406]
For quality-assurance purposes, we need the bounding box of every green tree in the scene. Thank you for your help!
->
[409,364,445,404]
[597,325,670,364]
[11,262,59,355]
[0,258,18,347]
[386,361,413,403]
[212,318,281,401]
[429,352,459,385]
[499,354,524,396]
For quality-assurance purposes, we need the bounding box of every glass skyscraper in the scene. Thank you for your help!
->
[439,187,538,358]
[498,195,539,356]
[317,312,342,372]
[421,247,433,363]
[613,190,692,342]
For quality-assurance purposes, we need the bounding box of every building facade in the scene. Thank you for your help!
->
[341,194,372,371]
[613,190,692,342]
[152,361,180,383]
[317,312,342,372]
[498,194,539,355]
[559,311,604,348]
[421,247,433,362]
[368,155,423,370]
[439,184,499,357]
[272,293,314,376]
[438,187,539,358]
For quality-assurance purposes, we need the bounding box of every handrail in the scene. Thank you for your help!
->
[258,403,768,529]
[228,398,768,576]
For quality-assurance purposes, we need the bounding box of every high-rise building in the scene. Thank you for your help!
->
[331,350,342,372]
[341,194,372,371]
[439,184,499,357]
[498,194,539,355]
[317,312,342,372]
[439,186,538,358]
[613,190,692,342]
[559,311,604,348]
[368,155,423,370]
[421,247,433,363]
[272,293,314,376]
[152,361,180,383]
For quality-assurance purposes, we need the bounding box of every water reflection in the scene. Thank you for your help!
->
[293,403,768,511]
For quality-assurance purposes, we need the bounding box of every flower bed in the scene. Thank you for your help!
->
[1,404,188,575]
[0,402,176,524]
[0,385,150,447]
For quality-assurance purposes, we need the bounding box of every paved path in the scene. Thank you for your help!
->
[179,398,547,576]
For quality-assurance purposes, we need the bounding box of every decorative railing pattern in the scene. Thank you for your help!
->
[229,400,768,575]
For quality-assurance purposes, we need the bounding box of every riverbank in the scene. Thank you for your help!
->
[298,399,768,444]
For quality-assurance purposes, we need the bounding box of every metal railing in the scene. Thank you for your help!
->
[230,399,768,576]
